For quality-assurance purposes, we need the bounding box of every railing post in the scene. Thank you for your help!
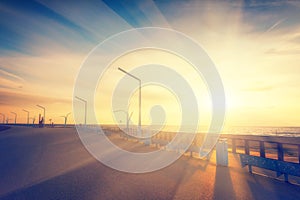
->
[245,140,250,155]
[232,139,236,153]
[248,165,252,173]
[298,144,300,164]
[284,174,289,182]
[259,141,265,158]
[277,143,284,161]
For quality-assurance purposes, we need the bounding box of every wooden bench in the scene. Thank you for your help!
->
[151,137,169,148]
[240,154,300,182]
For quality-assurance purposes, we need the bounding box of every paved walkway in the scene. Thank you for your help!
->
[0,127,299,199]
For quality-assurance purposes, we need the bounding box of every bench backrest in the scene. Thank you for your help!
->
[240,154,300,177]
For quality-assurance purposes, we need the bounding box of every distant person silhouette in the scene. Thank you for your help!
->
[39,117,44,128]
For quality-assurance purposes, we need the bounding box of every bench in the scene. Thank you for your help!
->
[240,154,300,182]
[151,138,169,148]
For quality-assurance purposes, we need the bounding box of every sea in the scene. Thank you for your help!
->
[144,125,300,137]
[221,126,300,137]
[97,124,300,137]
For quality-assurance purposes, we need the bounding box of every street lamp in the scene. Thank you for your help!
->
[29,117,36,124]
[75,96,87,126]
[6,118,11,124]
[0,113,5,124]
[118,67,142,136]
[60,112,71,128]
[36,104,46,127]
[11,112,17,124]
[113,110,133,132]
[49,119,52,125]
[22,109,29,124]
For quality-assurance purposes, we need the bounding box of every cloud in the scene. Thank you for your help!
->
[265,18,287,33]
[242,85,274,92]
[244,0,287,7]
[0,1,97,55]
[0,0,300,126]
[0,77,23,90]
[37,0,133,41]
[265,48,300,55]
[0,90,71,106]
[0,68,24,82]
[289,35,300,43]
[0,67,25,90]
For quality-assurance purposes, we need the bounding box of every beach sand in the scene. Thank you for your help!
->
[0,126,299,200]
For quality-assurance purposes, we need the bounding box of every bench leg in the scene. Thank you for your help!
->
[190,151,193,158]
[284,174,289,182]
[248,165,252,173]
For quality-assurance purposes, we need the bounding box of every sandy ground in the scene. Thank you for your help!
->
[0,126,299,200]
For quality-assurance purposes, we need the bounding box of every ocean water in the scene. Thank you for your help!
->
[105,124,300,137]
[140,125,300,137]
[222,126,300,137]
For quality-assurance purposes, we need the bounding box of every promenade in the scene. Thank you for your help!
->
[0,127,299,200]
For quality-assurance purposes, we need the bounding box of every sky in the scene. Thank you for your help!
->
[0,0,300,127]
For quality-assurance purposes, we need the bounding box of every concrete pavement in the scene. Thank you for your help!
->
[0,126,299,200]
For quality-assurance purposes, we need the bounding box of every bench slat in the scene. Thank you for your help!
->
[240,154,300,177]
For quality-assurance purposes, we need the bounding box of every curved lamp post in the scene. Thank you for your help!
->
[36,105,46,127]
[0,113,5,124]
[60,112,71,128]
[75,96,87,126]
[22,109,29,124]
[29,117,36,124]
[118,67,141,136]
[113,110,133,132]
[6,118,11,124]
[11,112,17,124]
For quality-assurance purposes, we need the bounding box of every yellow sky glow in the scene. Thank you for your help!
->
[1,1,300,128]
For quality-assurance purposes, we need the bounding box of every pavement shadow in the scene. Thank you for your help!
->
[198,159,210,171]
[247,175,300,200]
[0,161,104,200]
[213,166,236,200]
[193,149,214,171]
[0,126,10,132]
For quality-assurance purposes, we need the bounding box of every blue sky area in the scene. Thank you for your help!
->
[1,0,300,126]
